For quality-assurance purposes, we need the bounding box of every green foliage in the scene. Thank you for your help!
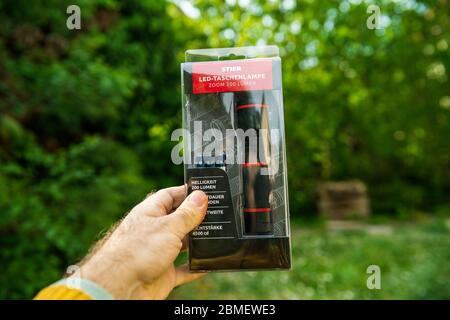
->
[0,0,449,298]
[188,0,450,215]
[171,220,450,299]
[0,0,191,298]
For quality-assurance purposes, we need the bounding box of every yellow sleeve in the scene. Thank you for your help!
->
[34,284,92,300]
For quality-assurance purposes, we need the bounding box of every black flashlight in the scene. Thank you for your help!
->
[235,90,275,235]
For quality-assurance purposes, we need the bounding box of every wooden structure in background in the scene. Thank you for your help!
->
[318,180,370,219]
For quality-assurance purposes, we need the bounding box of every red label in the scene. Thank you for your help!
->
[192,58,273,94]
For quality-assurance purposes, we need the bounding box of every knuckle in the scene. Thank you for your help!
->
[177,205,196,220]
[158,216,173,232]
[153,200,168,216]
[176,205,198,229]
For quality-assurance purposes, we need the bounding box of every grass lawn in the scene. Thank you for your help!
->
[170,218,450,299]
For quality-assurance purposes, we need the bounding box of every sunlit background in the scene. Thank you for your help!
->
[0,0,449,299]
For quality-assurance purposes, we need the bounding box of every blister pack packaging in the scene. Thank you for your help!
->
[181,46,291,271]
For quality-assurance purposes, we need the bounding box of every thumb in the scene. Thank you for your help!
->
[164,190,208,239]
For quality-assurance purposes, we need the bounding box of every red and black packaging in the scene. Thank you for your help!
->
[181,46,291,271]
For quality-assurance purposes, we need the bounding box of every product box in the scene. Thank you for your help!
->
[181,46,291,271]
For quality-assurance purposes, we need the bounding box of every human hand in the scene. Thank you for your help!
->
[74,186,208,299]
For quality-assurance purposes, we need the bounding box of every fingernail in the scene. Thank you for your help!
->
[189,191,206,207]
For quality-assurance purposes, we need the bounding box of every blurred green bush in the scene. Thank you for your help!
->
[0,0,449,298]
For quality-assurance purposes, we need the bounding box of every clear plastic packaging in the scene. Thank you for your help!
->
[181,46,291,271]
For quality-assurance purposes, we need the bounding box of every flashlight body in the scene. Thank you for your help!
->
[235,90,274,235]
